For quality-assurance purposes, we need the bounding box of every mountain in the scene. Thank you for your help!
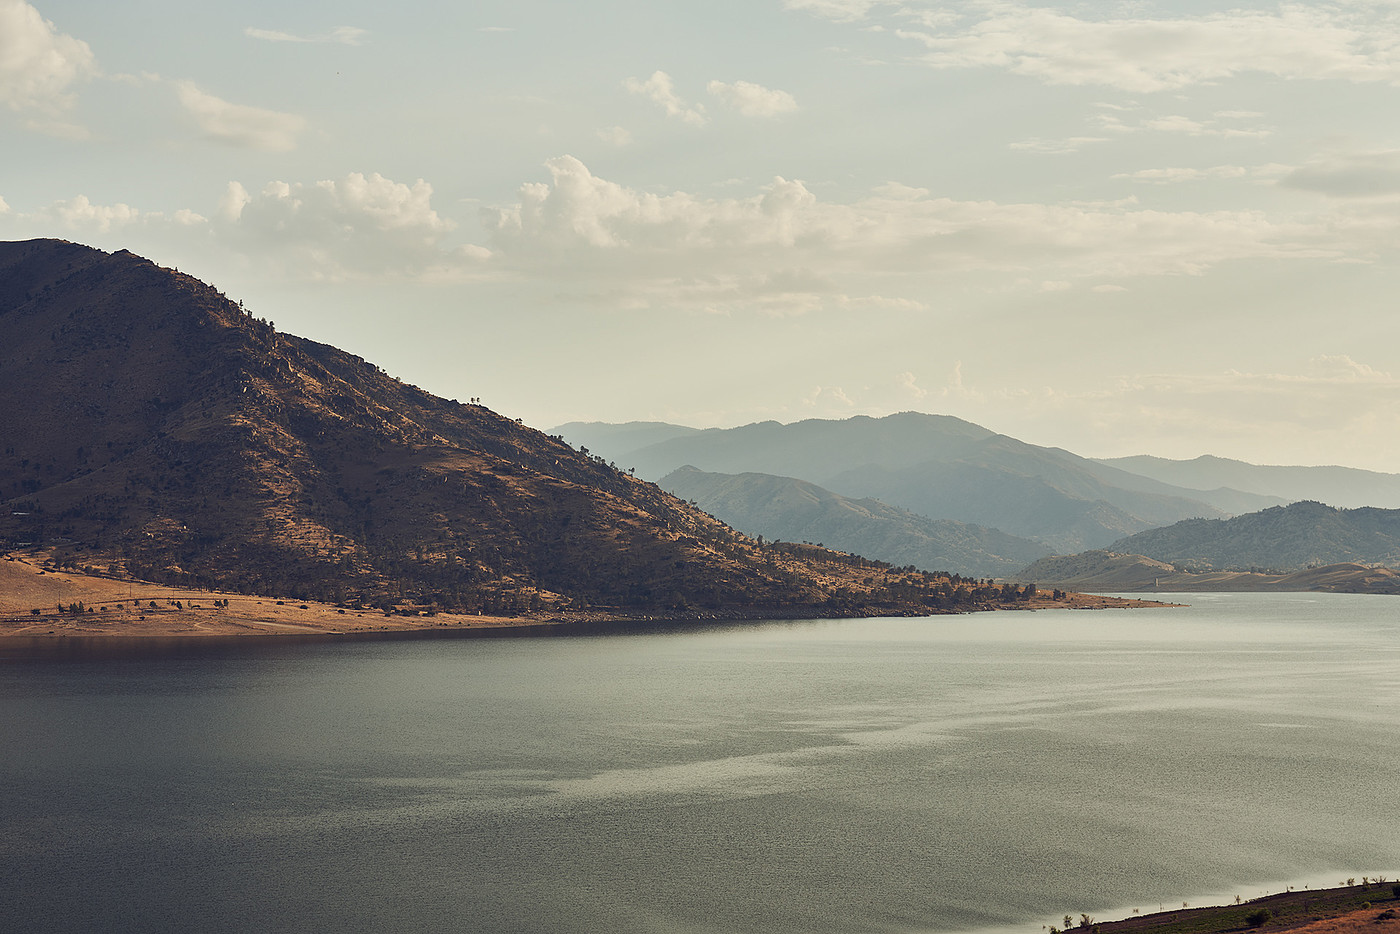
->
[660,466,1051,578]
[1095,454,1400,510]
[0,239,980,617]
[557,413,1272,553]
[1105,500,1400,572]
[1018,550,1400,595]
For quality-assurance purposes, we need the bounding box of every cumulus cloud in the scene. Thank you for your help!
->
[891,4,1400,93]
[459,154,1400,315]
[9,193,207,236]
[219,172,458,278]
[244,25,368,45]
[0,0,96,116]
[5,171,469,282]
[483,155,1330,295]
[623,71,706,126]
[707,80,798,117]
[175,81,306,151]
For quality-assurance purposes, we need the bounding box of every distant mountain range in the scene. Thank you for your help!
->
[556,415,1281,555]
[557,418,1400,585]
[1094,454,1400,510]
[661,466,1051,579]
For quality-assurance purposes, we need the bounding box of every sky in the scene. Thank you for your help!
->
[4,0,1400,471]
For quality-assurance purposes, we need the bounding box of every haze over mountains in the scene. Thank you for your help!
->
[1095,455,1400,510]
[556,415,1283,553]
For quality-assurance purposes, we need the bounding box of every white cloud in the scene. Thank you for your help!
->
[218,181,252,221]
[481,155,1333,311]
[896,371,928,399]
[892,4,1400,93]
[15,194,208,234]
[1115,165,1250,184]
[48,195,142,232]
[0,0,96,114]
[0,194,10,214]
[596,125,632,147]
[707,80,798,117]
[1009,136,1108,154]
[783,0,894,23]
[803,385,855,408]
[245,25,367,45]
[175,81,306,151]
[623,71,706,126]
[1091,106,1273,139]
[220,172,458,278]
[1141,114,1272,138]
[1282,150,1400,198]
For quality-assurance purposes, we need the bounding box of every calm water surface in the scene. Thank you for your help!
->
[2,592,1398,933]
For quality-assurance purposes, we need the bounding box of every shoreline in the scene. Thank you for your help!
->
[1079,879,1400,934]
[1,550,1173,649]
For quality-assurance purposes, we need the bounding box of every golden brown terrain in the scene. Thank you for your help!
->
[0,547,1165,642]
[1084,882,1400,934]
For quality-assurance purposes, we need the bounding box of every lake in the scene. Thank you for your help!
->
[2,592,1398,934]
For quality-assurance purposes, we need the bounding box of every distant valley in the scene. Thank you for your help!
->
[661,466,1051,579]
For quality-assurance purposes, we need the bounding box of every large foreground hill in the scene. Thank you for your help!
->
[0,239,989,616]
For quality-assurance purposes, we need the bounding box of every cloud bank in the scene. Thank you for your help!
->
[794,2,1400,93]
[0,0,96,123]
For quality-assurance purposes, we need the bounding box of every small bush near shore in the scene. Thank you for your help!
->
[1245,909,1271,928]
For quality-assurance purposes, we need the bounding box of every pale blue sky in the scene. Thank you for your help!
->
[4,0,1400,470]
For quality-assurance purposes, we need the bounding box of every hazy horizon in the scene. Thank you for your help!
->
[4,1,1400,471]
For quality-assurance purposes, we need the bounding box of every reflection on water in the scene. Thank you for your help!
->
[2,593,1398,934]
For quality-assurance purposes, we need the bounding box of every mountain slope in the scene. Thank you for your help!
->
[0,239,968,615]
[1095,454,1400,509]
[660,466,1051,578]
[1106,500,1400,572]
[1017,550,1400,594]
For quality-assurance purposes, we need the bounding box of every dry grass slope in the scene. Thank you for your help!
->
[2,239,1154,628]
